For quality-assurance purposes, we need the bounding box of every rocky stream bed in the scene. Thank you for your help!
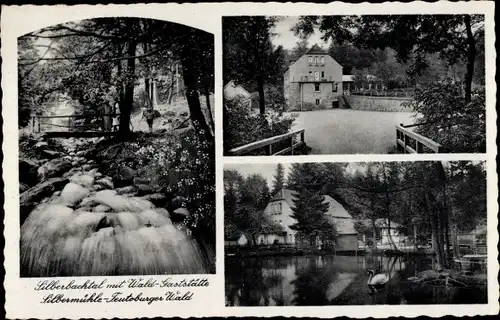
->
[19,134,210,277]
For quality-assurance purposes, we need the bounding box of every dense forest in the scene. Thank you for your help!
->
[18,18,214,138]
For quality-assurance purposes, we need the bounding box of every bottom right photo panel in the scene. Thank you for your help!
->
[224,161,487,306]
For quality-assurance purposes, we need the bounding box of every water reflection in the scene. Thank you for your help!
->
[225,254,487,306]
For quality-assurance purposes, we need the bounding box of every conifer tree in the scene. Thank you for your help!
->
[272,163,286,195]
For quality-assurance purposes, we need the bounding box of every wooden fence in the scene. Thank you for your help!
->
[351,90,414,97]
[31,113,118,133]
[396,123,443,153]
[228,129,305,156]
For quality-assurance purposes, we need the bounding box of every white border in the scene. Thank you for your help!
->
[2,2,498,318]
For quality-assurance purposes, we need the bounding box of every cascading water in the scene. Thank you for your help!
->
[20,182,208,277]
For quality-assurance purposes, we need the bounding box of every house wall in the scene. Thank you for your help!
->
[344,95,414,112]
[238,235,249,246]
[287,54,343,111]
[224,82,251,100]
[337,234,358,251]
[263,199,297,244]
[256,233,286,245]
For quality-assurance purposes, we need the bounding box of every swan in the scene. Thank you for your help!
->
[367,269,389,293]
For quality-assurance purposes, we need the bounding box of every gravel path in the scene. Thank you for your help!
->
[288,109,417,154]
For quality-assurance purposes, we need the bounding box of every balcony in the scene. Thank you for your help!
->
[292,75,333,83]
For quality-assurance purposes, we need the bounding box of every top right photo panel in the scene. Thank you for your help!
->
[223,15,486,156]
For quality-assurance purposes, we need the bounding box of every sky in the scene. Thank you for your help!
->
[224,162,362,190]
[224,163,291,188]
[269,16,330,50]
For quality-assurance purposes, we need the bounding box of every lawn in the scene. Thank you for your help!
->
[288,109,417,154]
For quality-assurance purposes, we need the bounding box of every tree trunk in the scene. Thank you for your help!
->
[257,77,266,115]
[144,42,150,98]
[464,14,476,102]
[167,69,175,104]
[372,218,377,251]
[382,164,397,250]
[119,41,137,136]
[204,83,215,133]
[178,37,213,141]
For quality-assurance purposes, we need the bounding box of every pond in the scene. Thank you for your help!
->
[225,254,487,306]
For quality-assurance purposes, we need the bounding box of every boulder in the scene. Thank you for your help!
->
[172,195,187,209]
[114,165,136,187]
[116,185,136,195]
[37,158,72,181]
[172,207,190,221]
[179,111,189,118]
[34,141,49,149]
[95,178,114,190]
[19,158,39,187]
[133,177,151,185]
[20,177,68,225]
[42,150,62,159]
[82,164,97,172]
[62,167,82,178]
[135,184,155,196]
[140,193,167,207]
[59,182,90,207]
[91,184,105,192]
[69,173,95,188]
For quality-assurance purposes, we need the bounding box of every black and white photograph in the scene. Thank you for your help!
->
[17,17,216,276]
[223,15,486,155]
[224,161,488,306]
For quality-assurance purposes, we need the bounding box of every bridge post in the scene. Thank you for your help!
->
[267,144,273,155]
[290,137,294,155]
[37,116,41,133]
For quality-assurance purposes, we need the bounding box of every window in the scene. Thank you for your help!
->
[278,203,282,212]
[308,56,313,64]
[314,83,320,92]
[320,56,325,65]
[315,99,320,105]
[332,83,338,92]
[321,71,325,78]
[314,72,320,81]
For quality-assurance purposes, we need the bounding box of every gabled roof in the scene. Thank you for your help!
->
[270,189,356,235]
[343,75,355,82]
[225,230,252,241]
[306,44,328,55]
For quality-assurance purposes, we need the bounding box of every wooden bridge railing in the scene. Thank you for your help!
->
[229,129,305,156]
[396,123,443,154]
[31,113,118,134]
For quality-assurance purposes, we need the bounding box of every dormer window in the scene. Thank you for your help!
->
[308,56,313,64]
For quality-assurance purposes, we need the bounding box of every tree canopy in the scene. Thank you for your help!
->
[223,16,286,114]
[293,14,485,100]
